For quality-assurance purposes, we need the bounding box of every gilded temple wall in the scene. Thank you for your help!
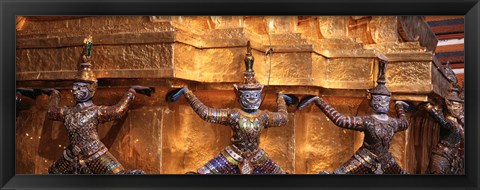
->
[16,16,448,174]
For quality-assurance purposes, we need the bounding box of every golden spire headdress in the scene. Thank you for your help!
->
[234,41,264,91]
[368,53,391,96]
[443,62,463,102]
[444,62,459,86]
[74,35,97,84]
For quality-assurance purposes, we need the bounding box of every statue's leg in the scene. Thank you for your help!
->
[197,154,240,174]
[252,157,286,174]
[333,155,373,174]
[85,151,126,174]
[383,161,409,174]
[451,149,464,174]
[48,156,75,174]
[428,152,450,174]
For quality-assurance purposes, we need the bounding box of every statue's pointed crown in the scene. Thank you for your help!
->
[236,41,264,90]
[369,53,391,96]
[444,62,458,85]
[75,35,97,84]
[443,62,463,102]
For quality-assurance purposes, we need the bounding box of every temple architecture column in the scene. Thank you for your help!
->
[16,16,449,174]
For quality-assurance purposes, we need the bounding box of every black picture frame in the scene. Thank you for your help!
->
[1,0,479,189]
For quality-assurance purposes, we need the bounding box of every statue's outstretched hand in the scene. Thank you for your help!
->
[420,101,441,113]
[166,87,188,102]
[395,100,416,112]
[17,88,41,99]
[418,102,428,109]
[395,100,409,109]
[278,94,298,106]
[297,95,319,110]
[40,88,59,96]
[130,86,154,96]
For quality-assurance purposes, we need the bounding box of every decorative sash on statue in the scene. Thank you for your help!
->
[221,145,268,174]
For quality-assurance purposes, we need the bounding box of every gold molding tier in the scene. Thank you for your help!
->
[16,16,450,102]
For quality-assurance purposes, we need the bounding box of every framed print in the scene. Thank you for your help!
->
[1,0,479,189]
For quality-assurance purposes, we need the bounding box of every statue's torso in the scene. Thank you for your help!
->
[63,105,104,156]
[362,116,397,155]
[230,109,266,155]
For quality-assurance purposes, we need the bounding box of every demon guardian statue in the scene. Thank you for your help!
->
[298,54,411,174]
[424,64,465,174]
[167,41,297,174]
[44,36,153,174]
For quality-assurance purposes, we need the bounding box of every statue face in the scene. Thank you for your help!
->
[370,95,391,114]
[446,99,463,118]
[238,89,262,113]
[72,82,94,103]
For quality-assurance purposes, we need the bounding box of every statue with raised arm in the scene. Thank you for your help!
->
[44,36,153,174]
[167,41,297,174]
[298,54,410,174]
[424,65,464,174]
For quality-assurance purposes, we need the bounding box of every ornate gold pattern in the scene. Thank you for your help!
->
[16,16,452,174]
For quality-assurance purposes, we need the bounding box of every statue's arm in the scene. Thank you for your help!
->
[264,95,289,128]
[425,103,455,131]
[184,90,235,125]
[98,89,136,123]
[299,96,364,131]
[46,90,65,121]
[394,101,409,132]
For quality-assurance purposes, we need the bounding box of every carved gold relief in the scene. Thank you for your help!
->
[210,16,244,29]
[369,16,399,43]
[347,16,374,44]
[16,16,452,174]
[386,61,432,93]
[318,16,348,39]
[17,16,446,100]
[297,16,324,40]
[265,16,298,34]
[243,16,268,35]
[325,58,374,89]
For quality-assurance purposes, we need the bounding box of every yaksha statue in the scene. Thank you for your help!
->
[44,36,153,174]
[298,54,410,174]
[424,65,464,174]
[167,41,297,174]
